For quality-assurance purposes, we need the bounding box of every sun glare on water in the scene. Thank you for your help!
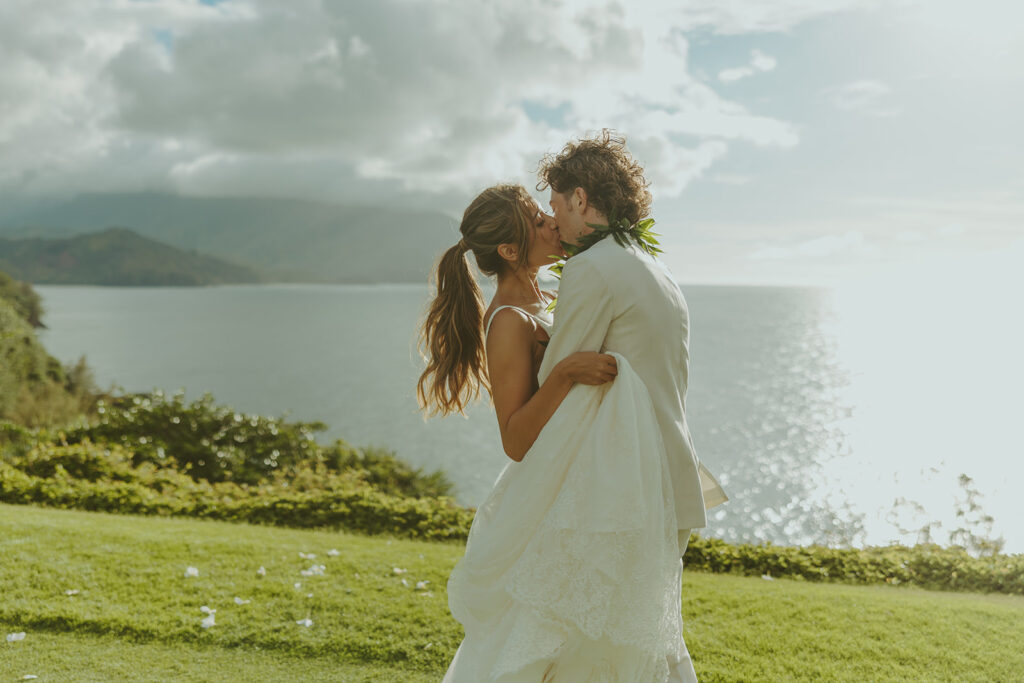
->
[814,240,1024,552]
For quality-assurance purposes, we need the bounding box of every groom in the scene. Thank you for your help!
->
[536,130,728,559]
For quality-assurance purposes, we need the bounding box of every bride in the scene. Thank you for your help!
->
[418,183,696,682]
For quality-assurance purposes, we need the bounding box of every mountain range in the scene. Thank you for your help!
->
[0,192,461,284]
[0,227,262,286]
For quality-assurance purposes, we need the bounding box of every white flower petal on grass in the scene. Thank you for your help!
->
[327,549,340,556]
[392,567,407,575]
[400,578,409,587]
[306,593,313,598]
[65,589,80,596]
[6,632,26,642]
[200,606,216,614]
[184,566,199,578]
[22,675,38,680]
[256,566,266,576]
[294,582,302,589]
[415,580,430,590]
[296,618,313,627]
[354,572,360,579]
[234,597,251,605]
[201,614,216,629]
[299,551,316,560]
[761,574,775,581]
[424,643,433,650]
[420,591,435,597]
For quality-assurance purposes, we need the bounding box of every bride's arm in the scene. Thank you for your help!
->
[487,310,615,462]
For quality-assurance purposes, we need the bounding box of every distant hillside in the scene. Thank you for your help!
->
[0,227,263,286]
[1,192,461,284]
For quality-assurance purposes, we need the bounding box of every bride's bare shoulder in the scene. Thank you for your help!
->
[485,308,536,357]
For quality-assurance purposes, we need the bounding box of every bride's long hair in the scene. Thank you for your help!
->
[417,184,533,417]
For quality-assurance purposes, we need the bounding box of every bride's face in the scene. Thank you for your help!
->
[525,201,565,267]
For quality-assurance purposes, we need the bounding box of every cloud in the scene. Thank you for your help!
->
[710,173,753,185]
[748,230,876,260]
[0,0,892,210]
[718,49,777,83]
[659,0,891,35]
[821,79,902,117]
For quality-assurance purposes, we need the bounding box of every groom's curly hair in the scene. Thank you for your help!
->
[536,129,652,225]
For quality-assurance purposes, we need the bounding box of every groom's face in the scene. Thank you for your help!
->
[548,189,584,246]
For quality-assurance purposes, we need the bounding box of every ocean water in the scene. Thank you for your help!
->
[34,280,1023,553]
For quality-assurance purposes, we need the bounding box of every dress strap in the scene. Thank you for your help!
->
[485,305,550,341]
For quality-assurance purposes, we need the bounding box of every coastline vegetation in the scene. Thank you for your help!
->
[2,267,1021,596]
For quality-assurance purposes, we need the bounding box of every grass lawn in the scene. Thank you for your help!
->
[1,503,1022,682]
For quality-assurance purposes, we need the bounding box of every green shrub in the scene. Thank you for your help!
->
[684,534,1024,595]
[0,440,474,542]
[321,443,454,498]
[59,389,453,497]
[63,390,325,484]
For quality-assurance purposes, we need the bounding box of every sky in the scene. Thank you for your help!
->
[1,0,1021,286]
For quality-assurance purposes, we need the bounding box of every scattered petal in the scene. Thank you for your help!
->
[306,593,314,598]
[256,566,266,576]
[65,589,80,596]
[296,618,313,627]
[327,549,340,557]
[418,553,424,559]
[6,632,26,642]
[420,591,435,597]
[201,614,216,629]
[392,567,407,575]
[761,574,774,581]
[424,643,434,650]
[401,578,409,587]
[294,582,302,589]
[184,566,199,578]
[353,572,360,579]
[234,597,251,605]
[299,551,316,560]
[415,580,430,590]
[22,676,38,680]
[200,605,216,614]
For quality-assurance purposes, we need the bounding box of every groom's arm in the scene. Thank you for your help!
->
[537,256,615,386]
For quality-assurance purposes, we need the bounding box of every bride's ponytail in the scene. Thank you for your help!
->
[417,239,487,417]
[417,184,533,417]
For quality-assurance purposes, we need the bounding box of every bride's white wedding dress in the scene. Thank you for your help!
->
[443,306,699,682]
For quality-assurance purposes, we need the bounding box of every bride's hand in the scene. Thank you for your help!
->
[556,351,618,385]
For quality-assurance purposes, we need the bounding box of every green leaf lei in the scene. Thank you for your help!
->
[544,215,663,313]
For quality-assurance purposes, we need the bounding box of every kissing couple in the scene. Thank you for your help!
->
[418,129,728,682]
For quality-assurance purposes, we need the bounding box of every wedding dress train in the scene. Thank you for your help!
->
[443,352,701,682]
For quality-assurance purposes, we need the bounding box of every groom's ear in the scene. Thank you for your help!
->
[572,187,588,213]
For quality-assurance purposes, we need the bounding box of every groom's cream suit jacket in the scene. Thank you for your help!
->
[538,237,727,532]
